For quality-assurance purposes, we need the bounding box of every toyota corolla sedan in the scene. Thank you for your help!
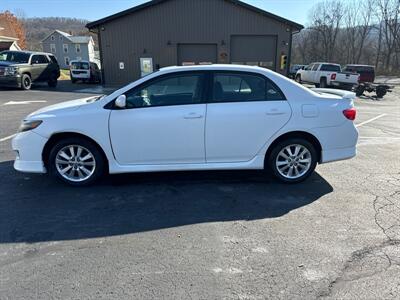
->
[12,65,358,186]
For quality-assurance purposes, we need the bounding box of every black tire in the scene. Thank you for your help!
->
[47,74,58,87]
[48,137,106,186]
[268,138,318,184]
[355,85,365,97]
[320,78,327,88]
[21,74,32,90]
[315,83,320,88]
[376,88,386,98]
[71,78,77,84]
[295,74,302,84]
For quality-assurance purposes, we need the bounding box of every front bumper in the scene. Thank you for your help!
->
[12,131,48,173]
[0,75,21,88]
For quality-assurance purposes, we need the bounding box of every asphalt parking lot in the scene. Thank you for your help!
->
[0,80,399,299]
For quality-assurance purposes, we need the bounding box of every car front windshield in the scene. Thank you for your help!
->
[0,51,30,63]
[71,62,89,70]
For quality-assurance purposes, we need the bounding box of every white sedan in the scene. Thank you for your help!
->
[12,65,358,186]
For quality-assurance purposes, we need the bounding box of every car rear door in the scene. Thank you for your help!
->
[108,71,207,165]
[205,71,291,163]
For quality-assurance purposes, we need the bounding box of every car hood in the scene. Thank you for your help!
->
[27,96,101,119]
[0,61,17,67]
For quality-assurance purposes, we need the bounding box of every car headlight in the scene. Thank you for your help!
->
[4,66,18,76]
[18,120,43,132]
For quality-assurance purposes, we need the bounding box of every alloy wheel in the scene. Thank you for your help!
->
[55,145,96,182]
[275,144,312,180]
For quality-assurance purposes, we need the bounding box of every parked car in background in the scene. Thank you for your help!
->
[70,60,101,83]
[343,64,393,98]
[288,64,306,79]
[0,50,60,90]
[12,65,358,186]
[295,62,359,90]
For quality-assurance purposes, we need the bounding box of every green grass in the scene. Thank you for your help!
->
[59,69,70,80]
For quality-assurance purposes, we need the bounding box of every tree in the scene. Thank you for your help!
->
[309,0,344,61]
[0,11,26,49]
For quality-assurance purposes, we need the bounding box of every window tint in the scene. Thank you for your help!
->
[71,61,89,70]
[48,55,58,64]
[305,64,313,71]
[0,51,30,63]
[125,73,204,108]
[311,64,320,71]
[31,55,49,64]
[266,80,286,100]
[320,64,341,72]
[213,73,266,102]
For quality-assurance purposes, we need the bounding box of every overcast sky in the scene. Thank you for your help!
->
[0,0,352,26]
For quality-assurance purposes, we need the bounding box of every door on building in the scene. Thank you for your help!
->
[178,44,217,66]
[230,35,277,70]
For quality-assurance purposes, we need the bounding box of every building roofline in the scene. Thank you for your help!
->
[86,0,304,30]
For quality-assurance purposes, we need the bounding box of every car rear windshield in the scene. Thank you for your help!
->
[0,51,30,63]
[320,64,341,72]
[49,55,58,64]
[71,62,89,70]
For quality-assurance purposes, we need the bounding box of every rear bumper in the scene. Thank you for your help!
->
[0,75,21,88]
[12,131,48,174]
[331,81,356,89]
[321,146,356,163]
[312,121,359,164]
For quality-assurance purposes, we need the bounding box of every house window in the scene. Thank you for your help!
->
[51,35,55,41]
[65,57,70,66]
[75,44,81,53]
[59,36,63,41]
[63,44,68,53]
[50,44,56,53]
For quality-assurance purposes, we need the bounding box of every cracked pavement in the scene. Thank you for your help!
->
[0,81,399,299]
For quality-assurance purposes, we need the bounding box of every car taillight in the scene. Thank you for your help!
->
[343,108,356,121]
[331,73,336,80]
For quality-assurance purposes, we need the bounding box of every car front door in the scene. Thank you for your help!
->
[205,71,291,163]
[109,72,207,165]
[302,64,313,82]
[30,55,49,81]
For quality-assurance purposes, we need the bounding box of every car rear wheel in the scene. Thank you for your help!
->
[21,74,32,90]
[295,75,302,83]
[48,138,105,186]
[320,78,327,88]
[48,73,58,87]
[268,138,317,183]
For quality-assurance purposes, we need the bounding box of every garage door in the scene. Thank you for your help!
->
[230,35,277,69]
[178,44,217,66]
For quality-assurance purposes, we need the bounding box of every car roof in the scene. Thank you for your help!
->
[345,64,374,68]
[310,62,340,66]
[159,64,273,74]
[0,50,54,56]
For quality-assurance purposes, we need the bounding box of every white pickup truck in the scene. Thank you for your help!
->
[295,62,359,90]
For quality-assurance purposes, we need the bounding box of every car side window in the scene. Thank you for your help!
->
[312,64,320,71]
[212,73,266,102]
[305,64,313,71]
[266,79,286,101]
[125,73,204,108]
[31,55,48,64]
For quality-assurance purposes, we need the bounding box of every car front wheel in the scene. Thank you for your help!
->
[268,138,317,183]
[21,74,32,90]
[48,138,105,186]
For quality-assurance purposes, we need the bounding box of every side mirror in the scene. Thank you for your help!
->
[115,94,126,109]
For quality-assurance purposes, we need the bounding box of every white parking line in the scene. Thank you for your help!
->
[0,134,17,142]
[356,114,387,128]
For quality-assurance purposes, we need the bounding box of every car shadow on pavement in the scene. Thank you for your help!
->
[0,160,333,244]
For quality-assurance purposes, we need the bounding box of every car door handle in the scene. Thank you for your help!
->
[184,113,203,119]
[266,109,286,115]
